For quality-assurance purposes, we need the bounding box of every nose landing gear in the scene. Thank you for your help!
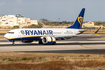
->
[10,40,15,46]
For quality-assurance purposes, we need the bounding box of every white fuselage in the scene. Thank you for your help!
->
[4,28,80,40]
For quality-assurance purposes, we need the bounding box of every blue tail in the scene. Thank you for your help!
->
[67,8,85,29]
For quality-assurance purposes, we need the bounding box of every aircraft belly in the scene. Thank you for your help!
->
[21,37,41,40]
[9,37,41,42]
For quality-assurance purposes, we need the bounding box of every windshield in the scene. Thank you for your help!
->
[7,32,14,34]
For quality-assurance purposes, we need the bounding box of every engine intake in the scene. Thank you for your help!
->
[41,37,56,45]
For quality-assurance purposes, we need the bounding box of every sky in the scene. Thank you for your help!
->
[0,0,105,22]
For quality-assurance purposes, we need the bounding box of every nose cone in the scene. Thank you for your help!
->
[4,34,8,39]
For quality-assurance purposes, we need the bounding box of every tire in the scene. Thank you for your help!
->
[39,40,43,44]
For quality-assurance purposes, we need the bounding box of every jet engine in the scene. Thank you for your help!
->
[22,40,33,43]
[41,37,56,45]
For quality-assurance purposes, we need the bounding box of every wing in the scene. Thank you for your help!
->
[55,27,101,40]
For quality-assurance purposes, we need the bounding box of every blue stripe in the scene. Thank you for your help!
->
[9,37,41,42]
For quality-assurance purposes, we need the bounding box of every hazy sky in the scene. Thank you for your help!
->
[0,0,105,21]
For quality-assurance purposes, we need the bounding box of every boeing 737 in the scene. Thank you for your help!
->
[4,8,101,45]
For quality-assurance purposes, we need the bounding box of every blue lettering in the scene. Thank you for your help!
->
[25,30,30,35]
[29,30,33,35]
[34,30,37,35]
[49,30,53,35]
[37,30,42,35]
[46,30,49,35]
[21,30,53,35]
[43,30,46,35]
[21,30,24,35]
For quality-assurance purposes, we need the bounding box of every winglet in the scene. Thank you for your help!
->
[95,33,101,36]
[94,27,101,36]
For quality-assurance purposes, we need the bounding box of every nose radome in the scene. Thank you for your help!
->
[4,34,8,39]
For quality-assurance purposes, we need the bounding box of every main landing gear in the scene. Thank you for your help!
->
[12,42,15,45]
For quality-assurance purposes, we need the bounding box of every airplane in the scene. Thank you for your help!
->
[4,8,101,45]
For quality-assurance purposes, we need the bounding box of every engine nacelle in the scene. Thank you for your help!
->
[42,36,56,44]
[22,40,33,43]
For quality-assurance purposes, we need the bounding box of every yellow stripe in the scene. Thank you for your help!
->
[76,31,84,35]
[48,41,56,42]
[95,33,100,36]
[8,35,57,40]
[76,32,81,35]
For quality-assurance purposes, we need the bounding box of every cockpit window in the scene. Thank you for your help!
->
[7,32,14,34]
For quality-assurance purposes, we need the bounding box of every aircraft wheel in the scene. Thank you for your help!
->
[39,40,43,44]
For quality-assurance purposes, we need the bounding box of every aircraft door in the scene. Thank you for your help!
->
[18,30,25,40]
[61,31,64,35]
[18,31,22,37]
